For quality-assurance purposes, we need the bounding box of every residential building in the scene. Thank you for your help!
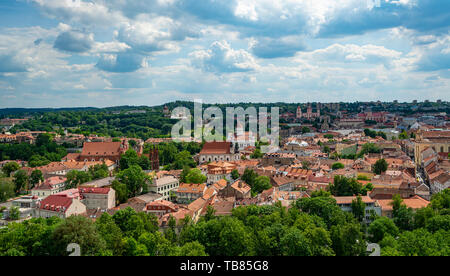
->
[146,200,179,216]
[78,187,116,210]
[34,195,86,219]
[175,183,207,204]
[334,196,381,223]
[206,161,237,185]
[377,195,430,218]
[31,176,67,199]
[219,180,251,200]
[148,175,179,201]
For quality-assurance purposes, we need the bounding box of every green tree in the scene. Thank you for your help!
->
[280,227,312,256]
[119,149,139,170]
[330,223,366,256]
[430,189,450,211]
[95,213,125,255]
[179,241,208,256]
[368,217,399,243]
[13,170,29,193]
[328,176,364,196]
[398,131,409,139]
[391,195,414,231]
[51,216,106,256]
[88,164,109,180]
[332,162,345,170]
[231,169,240,180]
[250,148,263,159]
[2,162,20,177]
[180,166,190,183]
[8,206,20,220]
[241,168,258,187]
[185,168,206,184]
[36,133,52,147]
[66,170,91,188]
[373,159,388,175]
[116,165,150,198]
[111,180,128,204]
[251,175,272,196]
[351,196,366,222]
[30,170,44,189]
[0,179,15,202]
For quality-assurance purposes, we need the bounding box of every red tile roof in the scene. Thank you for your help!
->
[199,142,232,155]
[39,195,73,212]
[79,187,111,194]
[81,142,123,156]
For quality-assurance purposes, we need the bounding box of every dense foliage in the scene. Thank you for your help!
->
[0,190,449,256]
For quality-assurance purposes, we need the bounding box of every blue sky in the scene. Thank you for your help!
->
[0,0,449,108]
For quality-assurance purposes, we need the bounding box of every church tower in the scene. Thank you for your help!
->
[296,106,303,119]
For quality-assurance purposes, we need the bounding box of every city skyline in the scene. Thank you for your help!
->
[0,0,449,108]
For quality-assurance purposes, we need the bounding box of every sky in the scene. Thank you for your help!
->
[0,0,449,108]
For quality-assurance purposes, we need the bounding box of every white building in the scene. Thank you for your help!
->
[149,175,179,201]
[334,196,382,224]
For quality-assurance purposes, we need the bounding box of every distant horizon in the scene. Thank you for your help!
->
[0,99,449,111]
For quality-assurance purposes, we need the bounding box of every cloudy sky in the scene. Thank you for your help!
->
[0,0,449,108]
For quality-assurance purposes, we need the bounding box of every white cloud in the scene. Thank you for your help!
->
[190,40,259,73]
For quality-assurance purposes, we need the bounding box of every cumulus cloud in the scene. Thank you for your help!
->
[96,52,146,73]
[298,44,403,67]
[0,54,28,73]
[32,0,125,26]
[190,41,259,73]
[317,0,450,37]
[415,36,450,71]
[116,16,198,54]
[53,30,94,53]
[250,36,307,59]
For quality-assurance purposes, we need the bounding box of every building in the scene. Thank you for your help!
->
[260,152,296,167]
[148,175,179,201]
[377,195,430,218]
[414,130,450,165]
[146,200,179,216]
[271,176,296,191]
[431,173,450,195]
[31,176,67,199]
[206,161,237,185]
[336,118,365,129]
[296,104,320,120]
[34,195,86,219]
[175,183,207,204]
[357,111,388,123]
[219,180,251,200]
[198,141,240,164]
[78,187,116,210]
[78,141,128,163]
[334,196,381,223]
[227,131,257,151]
[24,160,116,179]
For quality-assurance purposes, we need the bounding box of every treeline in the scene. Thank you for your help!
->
[1,189,448,256]
[9,109,176,140]
[0,134,67,167]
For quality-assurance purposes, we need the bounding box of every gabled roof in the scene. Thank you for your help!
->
[199,142,232,155]
[231,180,251,194]
[177,183,206,194]
[79,187,111,195]
[81,142,123,156]
[38,195,73,212]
